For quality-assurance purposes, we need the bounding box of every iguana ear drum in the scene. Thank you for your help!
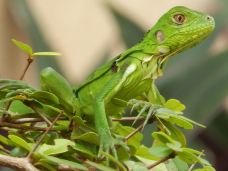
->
[155,30,165,43]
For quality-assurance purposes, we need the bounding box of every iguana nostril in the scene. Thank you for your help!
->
[206,15,213,21]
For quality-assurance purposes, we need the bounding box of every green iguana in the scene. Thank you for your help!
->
[41,6,215,157]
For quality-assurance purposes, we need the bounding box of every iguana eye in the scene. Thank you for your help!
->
[173,14,185,24]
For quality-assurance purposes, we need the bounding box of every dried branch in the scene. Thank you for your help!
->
[26,111,63,159]
[146,153,175,169]
[29,104,52,126]
[112,116,144,122]
[20,58,33,80]
[0,120,54,131]
[11,118,43,124]
[0,154,39,171]
[124,123,144,142]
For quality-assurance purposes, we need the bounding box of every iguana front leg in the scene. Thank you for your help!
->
[129,82,165,128]
[93,64,137,157]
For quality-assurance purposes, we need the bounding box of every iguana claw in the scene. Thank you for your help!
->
[98,131,118,160]
[128,99,161,130]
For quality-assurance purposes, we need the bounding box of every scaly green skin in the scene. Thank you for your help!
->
[70,6,216,156]
[74,6,215,156]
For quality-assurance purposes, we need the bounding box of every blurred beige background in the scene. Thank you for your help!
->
[0,0,216,84]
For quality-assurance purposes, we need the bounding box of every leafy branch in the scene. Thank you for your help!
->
[0,39,215,171]
[11,39,61,80]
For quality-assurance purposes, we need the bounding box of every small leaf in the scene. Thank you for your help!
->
[115,123,143,153]
[149,144,172,158]
[125,160,149,171]
[43,155,87,170]
[179,116,206,128]
[172,157,189,171]
[193,166,216,171]
[72,132,99,145]
[166,141,182,152]
[38,139,75,156]
[86,160,116,171]
[164,99,186,112]
[162,121,186,146]
[177,150,199,164]
[72,143,96,158]
[152,132,174,144]
[166,115,193,129]
[33,52,61,56]
[0,135,11,145]
[11,39,33,56]
[136,145,158,160]
[8,135,32,151]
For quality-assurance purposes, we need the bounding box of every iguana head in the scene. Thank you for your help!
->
[145,6,215,55]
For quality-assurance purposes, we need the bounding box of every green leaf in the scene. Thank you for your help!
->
[164,99,186,112]
[38,139,74,156]
[33,52,61,56]
[8,135,32,151]
[31,90,59,105]
[0,135,11,146]
[86,160,116,171]
[72,132,99,145]
[36,161,57,171]
[11,39,33,56]
[72,143,96,158]
[42,155,87,170]
[152,132,174,144]
[149,144,172,158]
[177,150,199,164]
[117,145,130,161]
[115,123,143,153]
[135,145,158,160]
[166,141,182,152]
[178,116,206,128]
[193,166,216,171]
[163,121,186,146]
[157,113,194,130]
[125,160,149,171]
[158,49,228,123]
[172,157,189,171]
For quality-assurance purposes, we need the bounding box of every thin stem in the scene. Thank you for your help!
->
[11,118,43,124]
[147,153,175,169]
[29,105,52,126]
[19,58,33,80]
[188,150,204,171]
[0,121,55,131]
[0,148,10,154]
[112,116,144,122]
[124,123,144,142]
[26,111,63,159]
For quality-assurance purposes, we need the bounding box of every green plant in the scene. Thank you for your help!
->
[0,40,216,171]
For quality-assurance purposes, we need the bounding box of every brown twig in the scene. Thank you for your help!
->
[26,111,63,159]
[124,123,144,142]
[20,58,33,80]
[0,147,10,154]
[0,121,54,131]
[146,153,175,170]
[11,118,43,124]
[112,116,144,122]
[0,154,39,171]
[29,105,52,126]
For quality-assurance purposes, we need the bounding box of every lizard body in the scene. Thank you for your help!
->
[42,6,215,156]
